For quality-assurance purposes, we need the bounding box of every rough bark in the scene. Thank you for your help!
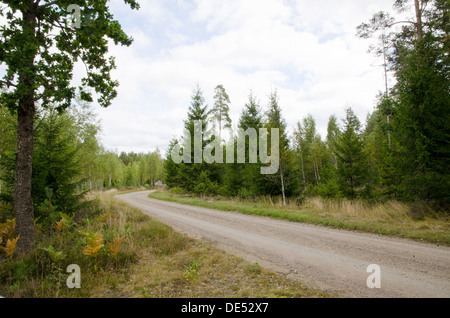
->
[414,0,424,42]
[14,5,37,253]
[14,95,36,253]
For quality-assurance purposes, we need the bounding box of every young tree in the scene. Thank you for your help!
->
[335,108,367,198]
[100,150,123,188]
[164,138,181,188]
[0,0,140,252]
[32,107,82,216]
[177,85,217,192]
[294,114,317,193]
[224,91,264,197]
[0,101,16,197]
[238,92,265,195]
[264,90,296,206]
[326,115,340,168]
[146,149,164,186]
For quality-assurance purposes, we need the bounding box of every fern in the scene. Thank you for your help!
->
[59,212,74,229]
[1,235,20,261]
[53,219,65,232]
[108,236,126,264]
[0,219,15,242]
[41,245,65,263]
[83,232,104,258]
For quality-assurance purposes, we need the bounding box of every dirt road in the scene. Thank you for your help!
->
[116,191,450,298]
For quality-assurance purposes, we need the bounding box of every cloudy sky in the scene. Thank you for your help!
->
[87,0,398,153]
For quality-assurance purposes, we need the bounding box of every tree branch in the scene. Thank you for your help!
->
[388,20,417,28]
[0,79,17,88]
[38,1,60,9]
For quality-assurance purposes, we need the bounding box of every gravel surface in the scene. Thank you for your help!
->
[117,191,450,298]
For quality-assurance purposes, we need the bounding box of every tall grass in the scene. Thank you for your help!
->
[149,190,450,246]
[301,197,411,218]
[1,190,329,298]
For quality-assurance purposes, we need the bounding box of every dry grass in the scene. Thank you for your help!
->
[1,190,330,298]
[149,190,450,246]
[90,191,330,298]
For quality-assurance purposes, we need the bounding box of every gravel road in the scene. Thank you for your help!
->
[116,191,450,298]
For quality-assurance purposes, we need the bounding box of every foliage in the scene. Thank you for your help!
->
[0,0,141,252]
[1,235,19,261]
[357,0,449,207]
[83,232,104,258]
[40,245,66,264]
[108,236,126,264]
[184,259,200,282]
[0,218,15,242]
[164,10,449,210]
[335,108,367,198]
[211,84,232,140]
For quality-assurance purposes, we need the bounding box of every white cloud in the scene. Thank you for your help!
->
[91,0,397,153]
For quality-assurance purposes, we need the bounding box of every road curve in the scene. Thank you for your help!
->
[116,191,450,298]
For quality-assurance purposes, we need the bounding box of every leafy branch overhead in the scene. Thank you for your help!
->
[0,0,140,111]
[0,0,140,253]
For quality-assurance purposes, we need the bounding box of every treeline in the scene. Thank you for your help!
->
[0,99,164,221]
[164,86,376,201]
[165,0,449,208]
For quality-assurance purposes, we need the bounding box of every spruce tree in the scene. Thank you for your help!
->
[228,91,265,197]
[264,90,297,205]
[177,85,219,193]
[32,107,84,216]
[335,108,367,198]
[164,138,181,188]
[357,0,449,206]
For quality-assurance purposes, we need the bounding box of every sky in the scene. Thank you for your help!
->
[5,0,404,154]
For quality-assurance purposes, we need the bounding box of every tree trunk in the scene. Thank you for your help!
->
[299,148,306,192]
[280,167,286,207]
[414,0,423,42]
[14,95,36,253]
[14,5,37,254]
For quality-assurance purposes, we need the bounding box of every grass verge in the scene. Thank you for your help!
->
[0,190,330,298]
[148,189,450,246]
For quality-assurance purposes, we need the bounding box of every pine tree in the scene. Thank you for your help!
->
[211,85,232,142]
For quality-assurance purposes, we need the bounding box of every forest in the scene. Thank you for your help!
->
[0,98,164,218]
[0,0,448,300]
[0,0,448,256]
[164,0,449,210]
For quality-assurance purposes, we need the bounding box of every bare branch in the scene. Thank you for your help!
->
[388,20,417,27]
